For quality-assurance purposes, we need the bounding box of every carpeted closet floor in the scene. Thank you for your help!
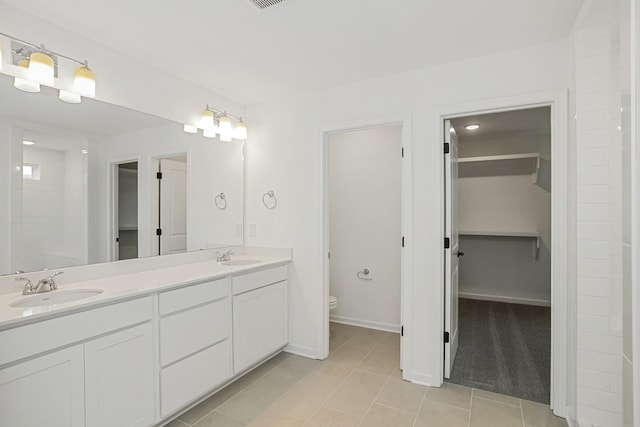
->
[448,298,551,404]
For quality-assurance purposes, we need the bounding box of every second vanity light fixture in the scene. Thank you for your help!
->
[183,105,247,141]
[0,32,96,103]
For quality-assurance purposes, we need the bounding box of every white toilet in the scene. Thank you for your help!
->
[329,295,338,311]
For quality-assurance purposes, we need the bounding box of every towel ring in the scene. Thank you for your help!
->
[262,190,277,209]
[215,192,227,210]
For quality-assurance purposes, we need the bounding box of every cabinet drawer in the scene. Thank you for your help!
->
[232,265,287,295]
[159,278,229,315]
[0,297,152,367]
[160,298,230,367]
[160,340,231,417]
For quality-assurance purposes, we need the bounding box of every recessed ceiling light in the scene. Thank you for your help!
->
[22,140,36,145]
[464,124,480,130]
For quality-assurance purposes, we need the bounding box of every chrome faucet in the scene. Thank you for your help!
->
[216,249,234,262]
[15,277,34,295]
[30,271,64,294]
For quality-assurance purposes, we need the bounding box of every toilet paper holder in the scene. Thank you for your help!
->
[357,269,371,281]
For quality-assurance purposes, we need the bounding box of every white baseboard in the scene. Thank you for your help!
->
[329,315,401,333]
[403,371,435,387]
[459,292,551,307]
[283,343,319,359]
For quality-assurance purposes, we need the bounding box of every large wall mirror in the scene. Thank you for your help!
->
[0,74,244,275]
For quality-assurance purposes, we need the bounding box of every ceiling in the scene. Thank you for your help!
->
[451,107,551,143]
[3,0,583,105]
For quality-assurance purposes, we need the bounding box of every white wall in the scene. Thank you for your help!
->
[572,1,624,424]
[245,40,571,387]
[0,2,244,126]
[457,135,552,305]
[328,126,401,331]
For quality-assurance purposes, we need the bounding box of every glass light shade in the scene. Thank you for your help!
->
[220,131,232,142]
[232,120,247,140]
[28,51,55,85]
[183,124,198,134]
[203,128,217,138]
[14,60,40,93]
[59,90,82,104]
[218,115,232,134]
[200,110,215,130]
[74,66,96,97]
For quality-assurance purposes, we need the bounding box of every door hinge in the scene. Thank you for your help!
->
[156,228,162,236]
[328,252,331,259]
[401,147,404,158]
[156,172,163,179]
[444,331,450,343]
[402,236,405,248]
[444,237,450,249]
[115,237,119,243]
[444,143,450,154]
[401,326,404,337]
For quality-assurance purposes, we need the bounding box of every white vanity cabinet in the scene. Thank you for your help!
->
[158,278,232,417]
[232,265,288,374]
[0,345,85,427]
[0,297,154,427]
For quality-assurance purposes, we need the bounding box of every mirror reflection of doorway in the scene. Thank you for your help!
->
[116,161,139,261]
[157,156,187,256]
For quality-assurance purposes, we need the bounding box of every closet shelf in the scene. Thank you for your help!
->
[459,230,540,259]
[458,152,540,181]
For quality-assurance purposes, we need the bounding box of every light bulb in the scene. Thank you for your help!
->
[28,51,55,85]
[183,124,198,134]
[73,65,96,97]
[232,119,247,140]
[59,90,82,104]
[200,109,215,130]
[220,131,232,142]
[14,59,40,93]
[218,115,231,135]
[203,128,217,138]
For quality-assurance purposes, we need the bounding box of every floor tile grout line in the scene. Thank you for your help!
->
[304,331,383,423]
[356,367,397,427]
[519,398,526,427]
[471,393,523,408]
[411,389,428,427]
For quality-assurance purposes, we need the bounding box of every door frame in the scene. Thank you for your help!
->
[319,113,413,367]
[439,90,568,417]
[107,157,140,262]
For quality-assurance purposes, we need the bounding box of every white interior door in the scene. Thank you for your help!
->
[444,119,460,379]
[159,158,187,255]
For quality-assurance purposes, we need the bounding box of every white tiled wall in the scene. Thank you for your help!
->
[574,24,623,426]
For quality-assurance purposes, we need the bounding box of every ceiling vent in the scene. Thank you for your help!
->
[248,0,287,11]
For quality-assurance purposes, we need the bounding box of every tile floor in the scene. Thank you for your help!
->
[164,323,567,427]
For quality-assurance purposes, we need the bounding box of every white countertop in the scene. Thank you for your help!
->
[0,254,290,330]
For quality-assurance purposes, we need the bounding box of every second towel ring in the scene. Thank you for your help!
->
[262,190,277,209]
[215,192,227,210]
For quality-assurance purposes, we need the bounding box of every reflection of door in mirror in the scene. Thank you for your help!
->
[115,162,139,261]
[158,157,187,255]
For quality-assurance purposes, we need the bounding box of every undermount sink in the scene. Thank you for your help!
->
[222,259,262,266]
[10,289,104,308]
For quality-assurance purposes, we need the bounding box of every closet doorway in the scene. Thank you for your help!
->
[320,116,411,368]
[112,161,139,261]
[443,106,554,405]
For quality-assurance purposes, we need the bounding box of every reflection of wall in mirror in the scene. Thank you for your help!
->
[12,139,88,273]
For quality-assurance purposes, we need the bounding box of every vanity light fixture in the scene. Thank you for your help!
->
[0,32,96,103]
[13,59,40,93]
[186,105,248,141]
[464,124,480,130]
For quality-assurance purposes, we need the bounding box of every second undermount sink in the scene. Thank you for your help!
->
[10,289,104,308]
[222,259,262,266]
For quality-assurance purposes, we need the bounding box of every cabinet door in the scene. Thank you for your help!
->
[0,345,84,427]
[233,281,288,373]
[85,323,154,427]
